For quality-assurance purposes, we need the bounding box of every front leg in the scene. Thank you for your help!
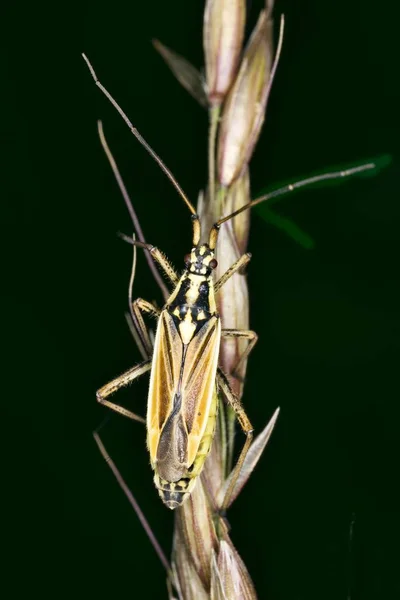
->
[144,245,180,286]
[96,359,152,423]
[121,236,180,287]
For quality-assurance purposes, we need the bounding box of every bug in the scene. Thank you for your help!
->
[95,167,258,511]
[83,54,376,510]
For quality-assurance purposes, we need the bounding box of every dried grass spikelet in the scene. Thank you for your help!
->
[217,7,276,187]
[203,0,246,106]
[210,540,257,600]
[173,473,219,597]
[153,0,246,110]
[152,39,208,108]
[171,406,280,599]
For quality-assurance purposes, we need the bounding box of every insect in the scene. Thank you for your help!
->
[95,172,258,510]
[83,54,376,510]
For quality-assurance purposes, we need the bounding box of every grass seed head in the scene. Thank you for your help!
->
[211,540,258,600]
[204,0,246,106]
[217,10,274,186]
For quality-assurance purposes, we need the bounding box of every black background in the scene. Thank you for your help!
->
[2,0,399,598]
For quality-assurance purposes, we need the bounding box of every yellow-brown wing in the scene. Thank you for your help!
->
[181,315,220,466]
[146,310,220,479]
[146,310,182,466]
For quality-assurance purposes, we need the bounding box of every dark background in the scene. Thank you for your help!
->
[2,0,399,598]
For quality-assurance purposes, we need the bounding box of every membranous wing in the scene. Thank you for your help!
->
[147,310,220,481]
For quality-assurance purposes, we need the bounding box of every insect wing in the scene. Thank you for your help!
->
[147,310,182,463]
[147,311,221,473]
[181,315,220,465]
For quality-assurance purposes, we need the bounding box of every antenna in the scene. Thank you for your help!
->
[97,120,169,301]
[82,53,198,222]
[211,162,376,238]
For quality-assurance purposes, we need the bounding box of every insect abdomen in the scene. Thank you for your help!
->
[154,387,218,509]
[154,476,196,510]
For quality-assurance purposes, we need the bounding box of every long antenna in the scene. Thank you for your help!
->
[214,162,376,229]
[97,120,169,301]
[82,53,197,217]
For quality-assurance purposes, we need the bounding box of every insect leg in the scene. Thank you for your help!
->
[221,329,258,378]
[214,253,252,293]
[216,369,254,512]
[133,298,161,317]
[96,360,152,423]
[145,246,180,286]
[93,431,173,575]
[131,298,160,357]
[121,236,180,286]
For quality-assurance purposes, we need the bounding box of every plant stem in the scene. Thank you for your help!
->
[208,104,221,206]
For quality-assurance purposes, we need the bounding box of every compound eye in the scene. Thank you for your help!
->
[209,258,218,269]
[184,253,191,266]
